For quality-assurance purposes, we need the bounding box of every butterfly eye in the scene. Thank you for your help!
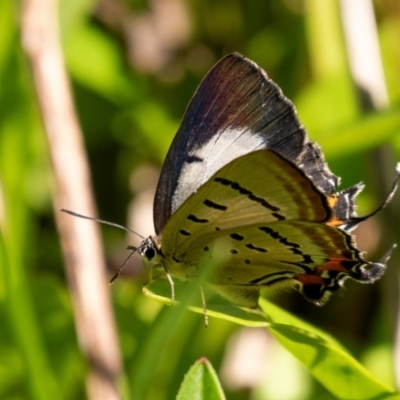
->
[143,247,156,261]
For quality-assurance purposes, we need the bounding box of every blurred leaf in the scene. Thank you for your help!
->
[247,28,287,71]
[305,0,347,80]
[129,291,199,400]
[321,108,400,158]
[0,0,15,75]
[116,100,179,161]
[380,14,400,104]
[0,108,60,400]
[64,23,135,102]
[295,74,358,135]
[176,358,226,400]
[59,0,97,34]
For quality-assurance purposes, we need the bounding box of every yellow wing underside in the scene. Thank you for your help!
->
[162,150,333,256]
[159,150,365,307]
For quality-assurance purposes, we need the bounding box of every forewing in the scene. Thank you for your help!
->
[154,53,342,235]
[161,150,332,259]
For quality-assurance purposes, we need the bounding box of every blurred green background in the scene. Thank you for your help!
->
[1,0,400,399]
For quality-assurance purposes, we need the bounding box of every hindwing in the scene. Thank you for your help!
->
[188,221,378,307]
[158,149,394,307]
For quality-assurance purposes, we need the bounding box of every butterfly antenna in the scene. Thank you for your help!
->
[108,245,138,285]
[61,209,145,239]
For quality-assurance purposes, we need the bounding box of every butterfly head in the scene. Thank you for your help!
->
[139,236,159,261]
[138,235,171,284]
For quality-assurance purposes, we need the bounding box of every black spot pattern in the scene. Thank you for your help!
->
[230,233,244,241]
[203,199,227,211]
[187,214,209,223]
[272,212,286,220]
[214,177,280,212]
[245,244,268,253]
[186,154,203,163]
[258,226,314,268]
[301,254,313,264]
[250,270,292,284]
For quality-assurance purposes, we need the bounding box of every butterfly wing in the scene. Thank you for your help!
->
[150,53,398,308]
[159,150,385,307]
[161,150,331,256]
[184,221,380,308]
[154,53,357,236]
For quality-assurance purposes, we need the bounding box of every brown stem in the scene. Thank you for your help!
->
[20,0,122,398]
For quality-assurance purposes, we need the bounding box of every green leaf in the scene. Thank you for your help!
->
[260,299,400,400]
[143,280,268,328]
[176,358,225,400]
[142,283,400,399]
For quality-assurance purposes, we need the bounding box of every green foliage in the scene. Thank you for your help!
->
[177,358,226,400]
[145,283,399,399]
[263,300,399,400]
[1,0,400,399]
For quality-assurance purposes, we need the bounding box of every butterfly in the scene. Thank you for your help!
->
[63,53,399,315]
[137,53,399,311]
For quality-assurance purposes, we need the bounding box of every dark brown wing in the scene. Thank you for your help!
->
[153,53,356,235]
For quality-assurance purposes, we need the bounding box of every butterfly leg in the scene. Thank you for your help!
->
[162,264,175,303]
